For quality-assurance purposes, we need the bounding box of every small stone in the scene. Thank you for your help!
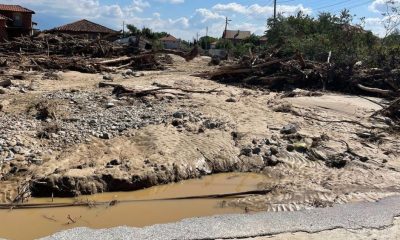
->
[172,119,183,127]
[270,146,279,155]
[99,132,111,139]
[31,158,43,165]
[281,124,297,134]
[108,159,121,166]
[240,147,252,157]
[226,97,237,103]
[51,133,59,138]
[252,147,261,155]
[106,102,115,108]
[173,111,187,119]
[286,144,295,152]
[103,75,114,81]
[125,69,134,75]
[294,142,308,152]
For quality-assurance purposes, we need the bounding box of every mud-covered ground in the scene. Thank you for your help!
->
[1,55,400,212]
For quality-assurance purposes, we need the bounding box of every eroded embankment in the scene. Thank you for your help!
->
[0,173,267,240]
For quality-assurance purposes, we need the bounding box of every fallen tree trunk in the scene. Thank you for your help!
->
[357,84,393,96]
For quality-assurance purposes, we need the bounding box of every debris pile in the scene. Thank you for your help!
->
[196,53,400,98]
[0,33,198,74]
[0,33,121,57]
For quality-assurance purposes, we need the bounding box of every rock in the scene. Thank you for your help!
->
[51,133,59,138]
[107,159,121,166]
[241,147,252,157]
[281,124,297,134]
[103,75,114,81]
[286,144,295,152]
[106,102,115,108]
[172,119,183,127]
[294,142,308,152]
[99,132,111,139]
[270,146,279,155]
[0,88,7,94]
[173,111,187,119]
[252,147,261,155]
[11,146,22,154]
[125,69,134,76]
[264,155,280,166]
[31,158,43,165]
[226,97,237,103]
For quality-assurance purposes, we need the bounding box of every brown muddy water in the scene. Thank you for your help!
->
[0,173,268,240]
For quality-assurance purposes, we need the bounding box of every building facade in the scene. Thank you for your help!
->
[0,4,35,41]
[160,35,180,49]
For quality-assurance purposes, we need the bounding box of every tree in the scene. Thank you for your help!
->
[126,24,140,36]
[199,36,217,50]
[382,0,400,38]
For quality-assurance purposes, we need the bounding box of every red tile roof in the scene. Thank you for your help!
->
[160,35,178,41]
[52,19,117,34]
[0,4,35,13]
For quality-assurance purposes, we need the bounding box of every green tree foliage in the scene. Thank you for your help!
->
[126,24,169,40]
[265,10,380,65]
[199,36,218,50]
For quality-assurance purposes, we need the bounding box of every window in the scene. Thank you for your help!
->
[13,13,22,27]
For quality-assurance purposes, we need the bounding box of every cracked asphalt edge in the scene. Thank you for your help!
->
[41,196,400,240]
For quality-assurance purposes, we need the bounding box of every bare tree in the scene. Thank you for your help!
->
[382,0,400,38]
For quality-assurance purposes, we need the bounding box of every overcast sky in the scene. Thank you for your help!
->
[4,0,397,40]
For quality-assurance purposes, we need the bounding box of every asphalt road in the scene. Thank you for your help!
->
[42,196,400,240]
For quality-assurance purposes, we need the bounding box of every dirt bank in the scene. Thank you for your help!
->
[1,55,400,212]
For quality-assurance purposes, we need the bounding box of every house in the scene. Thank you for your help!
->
[259,36,268,45]
[49,19,118,40]
[210,41,218,49]
[222,30,251,45]
[0,4,35,41]
[160,35,180,49]
[114,35,152,50]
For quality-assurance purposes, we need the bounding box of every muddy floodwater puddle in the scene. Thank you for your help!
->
[0,173,267,240]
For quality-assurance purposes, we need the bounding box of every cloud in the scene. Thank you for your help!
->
[157,0,184,4]
[212,2,312,19]
[368,0,400,13]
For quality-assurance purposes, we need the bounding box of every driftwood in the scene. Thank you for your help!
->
[357,84,392,96]
[101,83,221,98]
[0,189,271,209]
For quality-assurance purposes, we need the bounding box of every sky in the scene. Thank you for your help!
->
[3,0,397,40]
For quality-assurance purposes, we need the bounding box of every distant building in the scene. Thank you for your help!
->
[222,30,251,45]
[0,4,35,41]
[49,19,118,40]
[160,35,180,49]
[259,36,268,45]
[210,41,218,49]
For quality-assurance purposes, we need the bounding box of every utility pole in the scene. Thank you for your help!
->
[122,21,125,37]
[224,16,232,37]
[205,26,209,50]
[273,0,277,21]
